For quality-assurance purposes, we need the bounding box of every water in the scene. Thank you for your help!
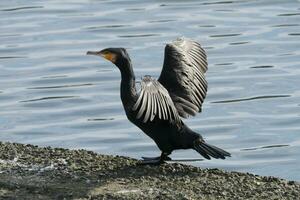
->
[1,0,300,181]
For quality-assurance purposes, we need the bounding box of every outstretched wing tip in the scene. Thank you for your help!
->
[159,37,208,118]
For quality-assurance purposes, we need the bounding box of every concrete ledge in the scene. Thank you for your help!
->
[0,142,299,199]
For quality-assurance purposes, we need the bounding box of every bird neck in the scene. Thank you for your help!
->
[116,58,137,110]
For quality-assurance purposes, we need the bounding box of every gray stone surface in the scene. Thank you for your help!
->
[0,142,299,199]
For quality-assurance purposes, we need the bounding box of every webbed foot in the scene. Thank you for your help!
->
[141,156,171,161]
[138,152,171,165]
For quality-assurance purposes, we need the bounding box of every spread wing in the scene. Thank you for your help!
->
[132,76,180,123]
[158,37,208,118]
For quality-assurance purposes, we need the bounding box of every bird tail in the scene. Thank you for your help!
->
[193,139,231,160]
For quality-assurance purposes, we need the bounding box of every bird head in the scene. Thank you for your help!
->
[87,48,130,68]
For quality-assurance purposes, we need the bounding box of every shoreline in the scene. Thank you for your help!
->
[0,141,299,199]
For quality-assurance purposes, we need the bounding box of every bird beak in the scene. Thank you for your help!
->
[87,50,116,63]
[86,50,108,60]
[86,51,102,56]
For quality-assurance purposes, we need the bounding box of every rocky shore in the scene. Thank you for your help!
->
[0,142,299,199]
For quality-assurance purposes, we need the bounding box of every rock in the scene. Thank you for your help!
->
[0,141,299,199]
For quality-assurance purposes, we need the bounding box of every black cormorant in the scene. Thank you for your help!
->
[87,38,231,164]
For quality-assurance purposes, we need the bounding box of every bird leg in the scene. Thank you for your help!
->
[139,152,171,165]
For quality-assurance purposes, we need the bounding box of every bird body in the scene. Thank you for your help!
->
[87,38,230,164]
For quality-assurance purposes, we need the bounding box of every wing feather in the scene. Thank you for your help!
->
[154,93,162,119]
[144,90,152,123]
[136,91,147,119]
[150,90,156,121]
[132,76,180,123]
[158,37,208,118]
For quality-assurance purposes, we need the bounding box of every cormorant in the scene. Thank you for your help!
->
[87,38,231,164]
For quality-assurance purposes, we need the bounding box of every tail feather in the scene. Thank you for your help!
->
[194,140,231,160]
[194,144,211,160]
[201,143,225,159]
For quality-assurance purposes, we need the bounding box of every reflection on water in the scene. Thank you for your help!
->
[0,0,300,181]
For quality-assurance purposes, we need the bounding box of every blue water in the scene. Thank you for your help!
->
[1,0,300,181]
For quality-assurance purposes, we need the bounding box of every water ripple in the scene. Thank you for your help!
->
[201,1,235,5]
[215,63,234,66]
[242,144,290,151]
[0,34,22,38]
[85,25,131,30]
[20,96,79,103]
[0,56,26,59]
[41,75,68,79]
[125,8,146,11]
[229,41,249,45]
[212,95,291,104]
[28,83,93,90]
[250,65,274,69]
[271,24,299,28]
[1,6,43,12]
[277,13,300,17]
[288,33,300,36]
[87,118,114,121]
[148,19,176,23]
[210,33,241,38]
[118,34,160,38]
